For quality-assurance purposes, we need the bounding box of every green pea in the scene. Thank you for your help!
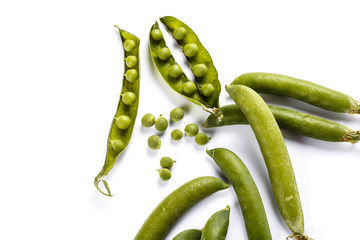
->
[173,26,187,40]
[169,64,183,78]
[200,83,215,97]
[155,115,168,132]
[170,107,184,122]
[126,55,138,68]
[109,139,125,152]
[123,39,136,52]
[160,156,176,169]
[158,47,171,60]
[192,64,207,77]
[141,113,156,127]
[184,43,199,57]
[157,168,172,181]
[125,69,138,82]
[148,135,161,150]
[151,29,163,41]
[184,123,199,137]
[115,115,131,129]
[122,91,136,105]
[195,133,209,145]
[182,81,197,95]
[171,129,184,141]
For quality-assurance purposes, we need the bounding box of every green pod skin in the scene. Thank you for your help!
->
[94,27,140,197]
[232,72,360,114]
[204,104,360,143]
[134,176,229,240]
[172,229,202,240]
[206,148,272,240]
[226,85,307,239]
[200,206,230,240]
[160,16,221,110]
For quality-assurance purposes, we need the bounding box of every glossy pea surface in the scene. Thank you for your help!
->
[173,26,187,40]
[148,135,161,150]
[155,115,168,131]
[183,81,196,95]
[160,156,175,169]
[123,39,136,52]
[125,69,138,83]
[158,168,172,181]
[170,107,184,121]
[125,55,138,68]
[141,113,156,127]
[185,123,199,137]
[151,29,163,41]
[122,91,136,105]
[158,47,171,60]
[184,43,199,57]
[200,83,214,97]
[171,129,183,141]
[200,206,230,240]
[115,115,131,129]
[195,133,209,145]
[169,64,183,78]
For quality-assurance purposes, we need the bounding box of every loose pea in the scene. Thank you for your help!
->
[123,39,136,52]
[184,123,199,137]
[155,115,168,132]
[160,156,176,169]
[141,113,156,127]
[192,64,207,77]
[169,64,183,78]
[184,43,199,57]
[195,133,210,145]
[183,81,197,95]
[171,129,183,141]
[170,107,184,122]
[125,69,138,83]
[200,83,215,97]
[125,55,138,68]
[151,29,163,41]
[122,91,136,105]
[110,139,125,152]
[173,26,187,40]
[157,168,172,181]
[115,115,131,129]
[158,47,171,60]
[148,135,161,150]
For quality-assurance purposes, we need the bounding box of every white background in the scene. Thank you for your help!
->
[1,0,360,239]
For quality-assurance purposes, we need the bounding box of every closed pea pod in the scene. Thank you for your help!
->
[134,176,229,240]
[94,27,140,196]
[172,229,202,240]
[200,206,230,240]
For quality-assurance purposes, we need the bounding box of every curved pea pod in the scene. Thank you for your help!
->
[204,104,360,143]
[172,229,202,240]
[207,148,272,240]
[200,206,230,240]
[134,176,229,240]
[93,27,140,196]
[232,72,360,114]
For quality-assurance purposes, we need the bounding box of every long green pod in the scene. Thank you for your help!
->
[200,206,230,240]
[232,72,360,114]
[94,27,140,196]
[226,85,307,239]
[134,176,229,240]
[206,148,272,240]
[204,104,360,143]
[173,229,202,240]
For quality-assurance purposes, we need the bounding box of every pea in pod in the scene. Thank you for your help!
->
[94,27,140,196]
[200,206,230,240]
[204,104,360,143]
[172,229,202,240]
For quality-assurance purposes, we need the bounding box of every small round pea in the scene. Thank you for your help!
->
[148,135,161,150]
[125,69,138,83]
[173,27,187,40]
[192,64,207,77]
[200,83,215,97]
[170,107,184,122]
[184,43,199,57]
[122,91,136,105]
[155,115,168,132]
[151,29,163,41]
[125,55,138,68]
[160,156,176,169]
[169,64,183,78]
[123,40,136,52]
[158,47,171,61]
[110,139,124,152]
[195,132,210,145]
[171,129,183,141]
[182,81,197,95]
[115,115,131,129]
[141,113,156,127]
[157,168,172,181]
[184,123,199,137]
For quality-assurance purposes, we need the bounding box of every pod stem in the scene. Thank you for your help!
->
[202,106,223,121]
[343,129,360,143]
[286,233,312,240]
[350,99,360,114]
[94,176,113,197]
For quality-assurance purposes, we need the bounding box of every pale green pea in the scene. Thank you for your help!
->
[126,55,138,68]
[171,129,183,141]
[170,107,184,122]
[141,113,156,127]
[123,40,136,52]
[185,123,199,137]
[195,133,210,145]
[109,139,125,152]
[125,69,138,82]
[122,91,136,105]
[184,43,199,57]
[169,64,183,78]
[158,47,171,60]
[148,135,161,150]
[200,83,215,97]
[173,27,187,40]
[115,115,132,129]
[160,156,176,169]
[151,29,163,41]
[158,168,172,181]
[183,81,197,95]
[155,115,168,132]
[192,64,207,77]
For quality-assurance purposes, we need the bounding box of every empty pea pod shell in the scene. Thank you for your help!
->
[172,229,202,240]
[200,206,230,240]
[134,176,229,240]
[93,27,140,197]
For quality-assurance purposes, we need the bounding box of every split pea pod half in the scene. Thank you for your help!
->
[226,85,308,239]
[204,104,360,143]
[207,148,272,240]
[232,72,360,114]
[200,206,230,240]
[93,27,140,197]
[134,176,228,240]
[172,229,202,240]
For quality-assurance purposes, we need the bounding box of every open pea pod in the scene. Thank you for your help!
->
[94,27,140,196]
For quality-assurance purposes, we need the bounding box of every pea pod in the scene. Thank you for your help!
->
[94,27,140,196]
[226,84,308,239]
[173,229,202,240]
[200,206,230,240]
[134,176,229,240]
[232,72,360,114]
[204,104,360,143]
[207,148,272,240]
